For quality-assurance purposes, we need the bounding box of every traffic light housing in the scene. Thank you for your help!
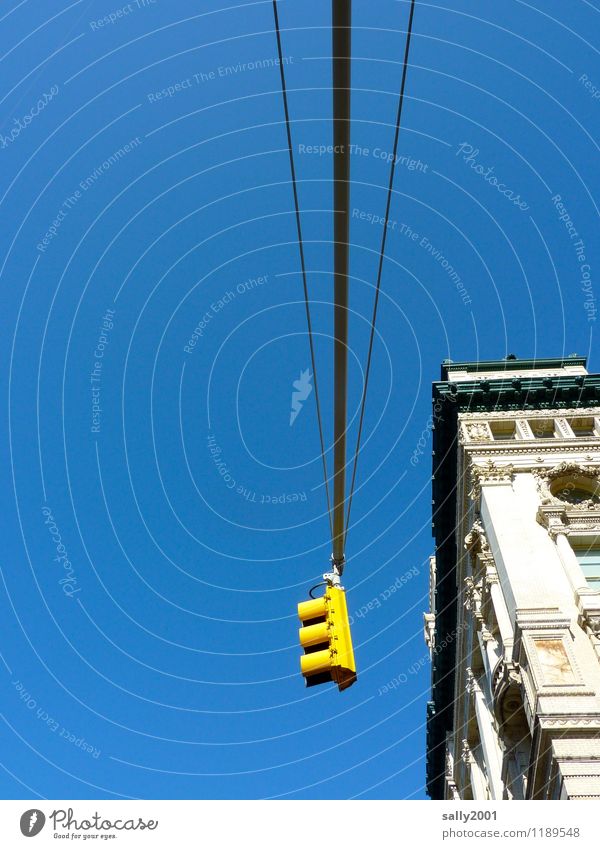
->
[297,586,357,691]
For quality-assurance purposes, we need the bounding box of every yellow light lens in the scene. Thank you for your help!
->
[297,596,327,623]
[299,621,330,648]
[300,649,332,677]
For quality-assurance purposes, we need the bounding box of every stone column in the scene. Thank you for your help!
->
[554,530,589,595]
[462,740,489,800]
[487,570,514,650]
[478,469,565,619]
[467,669,503,800]
[481,629,501,681]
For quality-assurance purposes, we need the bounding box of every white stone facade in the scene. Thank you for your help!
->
[427,361,600,800]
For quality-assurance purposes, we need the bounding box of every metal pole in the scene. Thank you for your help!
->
[332,0,351,571]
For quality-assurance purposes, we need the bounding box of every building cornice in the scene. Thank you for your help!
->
[433,374,600,415]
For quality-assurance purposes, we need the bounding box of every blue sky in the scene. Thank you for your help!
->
[0,0,598,800]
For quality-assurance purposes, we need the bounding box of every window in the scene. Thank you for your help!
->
[573,546,600,589]
[569,417,597,437]
[528,419,554,439]
[550,474,600,505]
[489,420,516,440]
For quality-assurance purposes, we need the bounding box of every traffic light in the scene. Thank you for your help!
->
[297,586,357,691]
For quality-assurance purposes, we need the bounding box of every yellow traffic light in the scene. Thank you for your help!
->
[297,586,357,691]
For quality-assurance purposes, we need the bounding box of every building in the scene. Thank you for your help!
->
[425,356,600,800]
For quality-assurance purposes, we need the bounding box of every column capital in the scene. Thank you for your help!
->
[469,461,515,502]
[484,566,500,586]
[481,626,496,644]
[536,504,568,540]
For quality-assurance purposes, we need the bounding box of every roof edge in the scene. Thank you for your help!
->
[441,356,587,381]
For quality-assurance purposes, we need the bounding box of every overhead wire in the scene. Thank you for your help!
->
[273,0,334,538]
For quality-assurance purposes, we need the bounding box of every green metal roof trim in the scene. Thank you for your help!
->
[426,362,600,800]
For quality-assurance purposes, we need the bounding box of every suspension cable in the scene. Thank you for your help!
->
[273,1,333,537]
[344,0,417,546]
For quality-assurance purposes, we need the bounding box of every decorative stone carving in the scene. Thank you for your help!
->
[553,418,572,439]
[463,575,476,608]
[480,625,495,644]
[424,612,436,651]
[463,422,492,442]
[461,739,474,765]
[582,612,600,636]
[492,660,523,730]
[463,407,600,421]
[516,609,571,632]
[467,445,597,462]
[464,518,491,557]
[457,410,600,472]
[515,420,534,440]
[535,462,600,510]
[537,503,600,537]
[448,781,461,801]
[484,565,500,586]
[536,463,600,553]
[463,577,483,627]
[465,667,477,695]
[578,605,600,660]
[445,748,453,779]
[469,461,515,501]
[536,505,568,539]
[541,717,600,729]
[562,514,600,532]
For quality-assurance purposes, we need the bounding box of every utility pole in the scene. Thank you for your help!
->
[332,0,351,576]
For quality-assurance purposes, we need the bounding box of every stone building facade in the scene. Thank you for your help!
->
[425,357,600,800]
